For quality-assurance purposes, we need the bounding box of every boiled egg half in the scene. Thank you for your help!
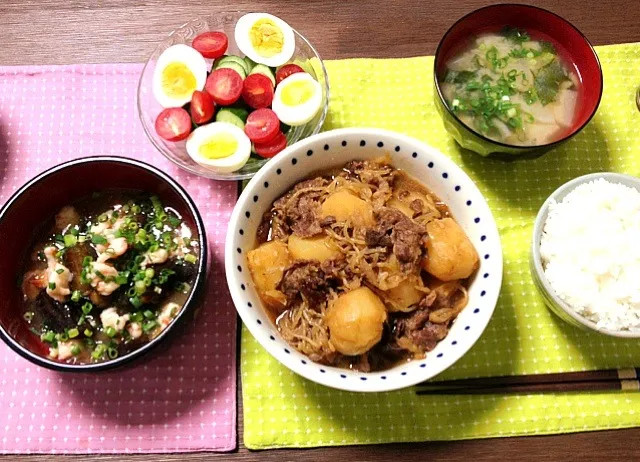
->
[235,13,295,68]
[152,44,208,108]
[185,122,251,173]
[272,72,323,126]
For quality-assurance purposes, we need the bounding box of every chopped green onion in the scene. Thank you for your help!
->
[68,328,79,339]
[71,344,82,356]
[82,302,93,314]
[91,235,108,245]
[115,274,128,285]
[84,328,93,337]
[23,311,34,322]
[71,290,82,302]
[58,332,69,342]
[95,270,105,280]
[92,344,107,359]
[98,214,109,223]
[77,314,85,326]
[132,205,141,214]
[142,320,157,332]
[131,312,144,322]
[143,277,152,287]
[82,256,94,266]
[143,310,155,319]
[56,268,65,275]
[135,280,146,295]
[185,254,197,264]
[41,331,55,343]
[130,296,143,308]
[64,234,78,247]
[48,282,56,290]
[107,347,119,359]
[167,215,181,227]
[144,268,155,278]
[104,326,117,338]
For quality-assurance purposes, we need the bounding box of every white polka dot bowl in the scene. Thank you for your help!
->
[530,172,640,338]
[137,12,329,181]
[225,128,503,392]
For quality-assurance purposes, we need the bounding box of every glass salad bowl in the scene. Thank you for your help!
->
[137,12,330,181]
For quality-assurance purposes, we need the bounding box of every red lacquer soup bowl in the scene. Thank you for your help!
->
[433,4,603,157]
[0,157,208,372]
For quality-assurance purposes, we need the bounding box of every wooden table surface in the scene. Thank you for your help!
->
[2,0,640,460]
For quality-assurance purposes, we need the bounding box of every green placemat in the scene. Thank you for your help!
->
[241,43,640,449]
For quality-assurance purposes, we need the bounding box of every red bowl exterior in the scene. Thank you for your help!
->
[434,4,603,156]
[0,157,208,372]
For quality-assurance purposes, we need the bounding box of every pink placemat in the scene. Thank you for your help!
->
[0,63,237,454]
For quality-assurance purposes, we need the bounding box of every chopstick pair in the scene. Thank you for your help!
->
[415,367,640,395]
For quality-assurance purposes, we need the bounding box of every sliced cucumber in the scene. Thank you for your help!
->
[249,64,276,86]
[216,61,247,79]
[244,56,258,72]
[215,55,250,75]
[226,105,249,123]
[216,108,246,129]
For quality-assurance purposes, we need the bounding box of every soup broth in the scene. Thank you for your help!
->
[20,190,200,364]
[440,27,579,146]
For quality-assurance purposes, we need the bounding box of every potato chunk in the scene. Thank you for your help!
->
[320,190,375,227]
[422,218,478,281]
[384,277,423,312]
[326,287,387,356]
[288,234,342,263]
[247,241,291,308]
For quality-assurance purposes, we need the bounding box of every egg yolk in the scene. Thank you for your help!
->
[281,80,314,106]
[199,133,238,159]
[161,62,197,98]
[249,19,284,58]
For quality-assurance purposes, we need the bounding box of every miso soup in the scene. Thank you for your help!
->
[440,27,580,146]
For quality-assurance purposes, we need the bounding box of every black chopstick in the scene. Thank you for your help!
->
[416,379,640,395]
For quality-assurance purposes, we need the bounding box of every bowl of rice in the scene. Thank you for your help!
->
[531,172,640,337]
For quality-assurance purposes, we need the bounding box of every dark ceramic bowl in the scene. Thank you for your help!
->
[0,157,208,372]
[433,4,603,157]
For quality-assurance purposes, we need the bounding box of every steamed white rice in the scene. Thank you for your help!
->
[540,178,640,332]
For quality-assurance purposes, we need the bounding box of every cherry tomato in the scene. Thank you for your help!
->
[254,131,287,158]
[190,90,215,125]
[275,64,305,85]
[205,68,243,106]
[192,31,229,59]
[244,108,280,144]
[242,74,274,109]
[155,107,192,142]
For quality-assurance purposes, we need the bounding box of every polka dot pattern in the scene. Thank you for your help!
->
[241,45,640,449]
[0,63,237,454]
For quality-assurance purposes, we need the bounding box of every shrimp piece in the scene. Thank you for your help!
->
[100,307,130,332]
[44,246,73,302]
[141,248,169,268]
[87,262,120,296]
[158,302,180,330]
[90,211,113,235]
[97,237,128,263]
[22,270,47,301]
[127,322,143,340]
[54,206,80,233]
[52,340,82,361]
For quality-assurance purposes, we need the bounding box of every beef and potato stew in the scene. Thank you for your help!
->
[20,190,200,364]
[248,158,479,372]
